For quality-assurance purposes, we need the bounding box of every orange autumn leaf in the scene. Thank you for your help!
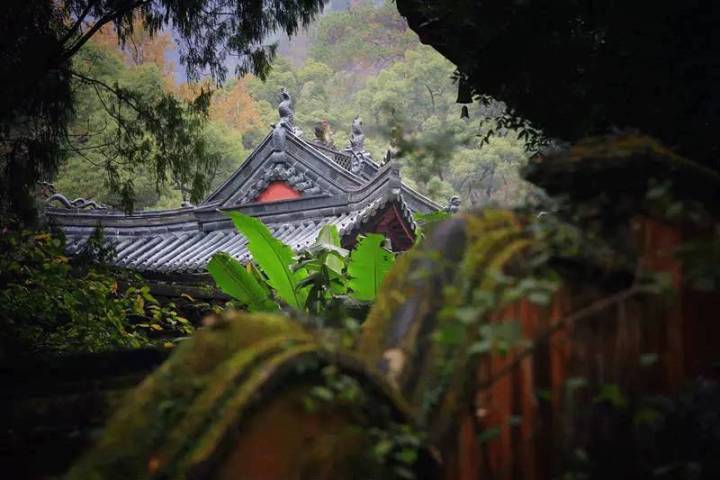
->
[89,17,175,82]
[209,78,263,135]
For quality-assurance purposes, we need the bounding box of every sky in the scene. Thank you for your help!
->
[166,0,352,83]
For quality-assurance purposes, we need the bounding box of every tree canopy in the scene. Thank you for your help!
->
[4,0,535,218]
[246,2,532,207]
[0,0,326,223]
[397,0,720,170]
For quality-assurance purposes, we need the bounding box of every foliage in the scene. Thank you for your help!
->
[65,42,220,212]
[208,215,396,318]
[354,47,531,205]
[676,238,720,291]
[294,225,350,316]
[207,252,277,312]
[0,230,195,358]
[91,18,175,79]
[304,363,424,480]
[226,212,309,309]
[367,422,424,480]
[56,21,250,211]
[397,0,720,170]
[308,0,418,75]
[1,0,326,222]
[347,234,396,302]
[561,379,720,480]
[208,77,265,139]
[56,88,247,210]
[0,1,73,225]
[248,38,531,205]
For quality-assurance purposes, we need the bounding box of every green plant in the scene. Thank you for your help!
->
[228,212,310,308]
[207,213,396,319]
[124,285,194,338]
[207,253,278,312]
[294,224,350,315]
[347,233,396,302]
[0,230,195,357]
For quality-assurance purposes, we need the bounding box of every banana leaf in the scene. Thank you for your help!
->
[207,253,278,312]
[347,233,395,302]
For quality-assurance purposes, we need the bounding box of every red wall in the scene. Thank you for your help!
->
[256,182,302,203]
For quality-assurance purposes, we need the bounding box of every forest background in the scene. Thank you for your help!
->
[55,0,532,211]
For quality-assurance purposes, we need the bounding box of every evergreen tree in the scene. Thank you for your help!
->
[0,0,326,223]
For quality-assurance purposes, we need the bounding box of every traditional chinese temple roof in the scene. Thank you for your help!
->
[46,91,440,275]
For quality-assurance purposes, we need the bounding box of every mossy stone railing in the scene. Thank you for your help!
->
[66,312,419,480]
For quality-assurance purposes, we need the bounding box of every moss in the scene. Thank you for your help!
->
[66,312,312,480]
[356,246,417,362]
[525,134,720,218]
[67,310,415,479]
[567,134,681,162]
[356,209,543,435]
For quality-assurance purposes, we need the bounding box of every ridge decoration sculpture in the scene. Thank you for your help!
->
[271,88,301,155]
[238,162,323,205]
[444,195,461,213]
[344,115,374,174]
[40,182,110,210]
[313,119,334,148]
[349,115,365,152]
[278,87,294,131]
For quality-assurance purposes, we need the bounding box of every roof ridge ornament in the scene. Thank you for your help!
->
[272,88,302,150]
[46,193,110,210]
[348,115,364,152]
[313,119,335,148]
[444,195,461,213]
[270,87,295,158]
[278,87,294,130]
[343,115,374,174]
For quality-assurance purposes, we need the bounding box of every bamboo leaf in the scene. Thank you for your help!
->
[347,233,395,301]
[226,211,307,308]
[207,252,277,312]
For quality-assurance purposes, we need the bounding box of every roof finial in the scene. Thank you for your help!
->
[348,115,364,152]
[278,87,294,130]
[314,119,334,147]
[444,195,461,213]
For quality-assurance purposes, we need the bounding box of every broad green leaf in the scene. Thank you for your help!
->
[414,210,451,226]
[207,252,277,312]
[226,212,307,308]
[347,233,395,301]
[317,224,342,247]
[315,224,347,274]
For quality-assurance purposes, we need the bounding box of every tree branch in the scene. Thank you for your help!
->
[69,70,144,115]
[425,84,436,112]
[60,0,151,65]
[59,0,100,47]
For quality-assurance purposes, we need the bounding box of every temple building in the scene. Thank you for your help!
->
[45,89,440,279]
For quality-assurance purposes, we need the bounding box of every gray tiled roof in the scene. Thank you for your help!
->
[47,129,440,274]
[61,192,414,274]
